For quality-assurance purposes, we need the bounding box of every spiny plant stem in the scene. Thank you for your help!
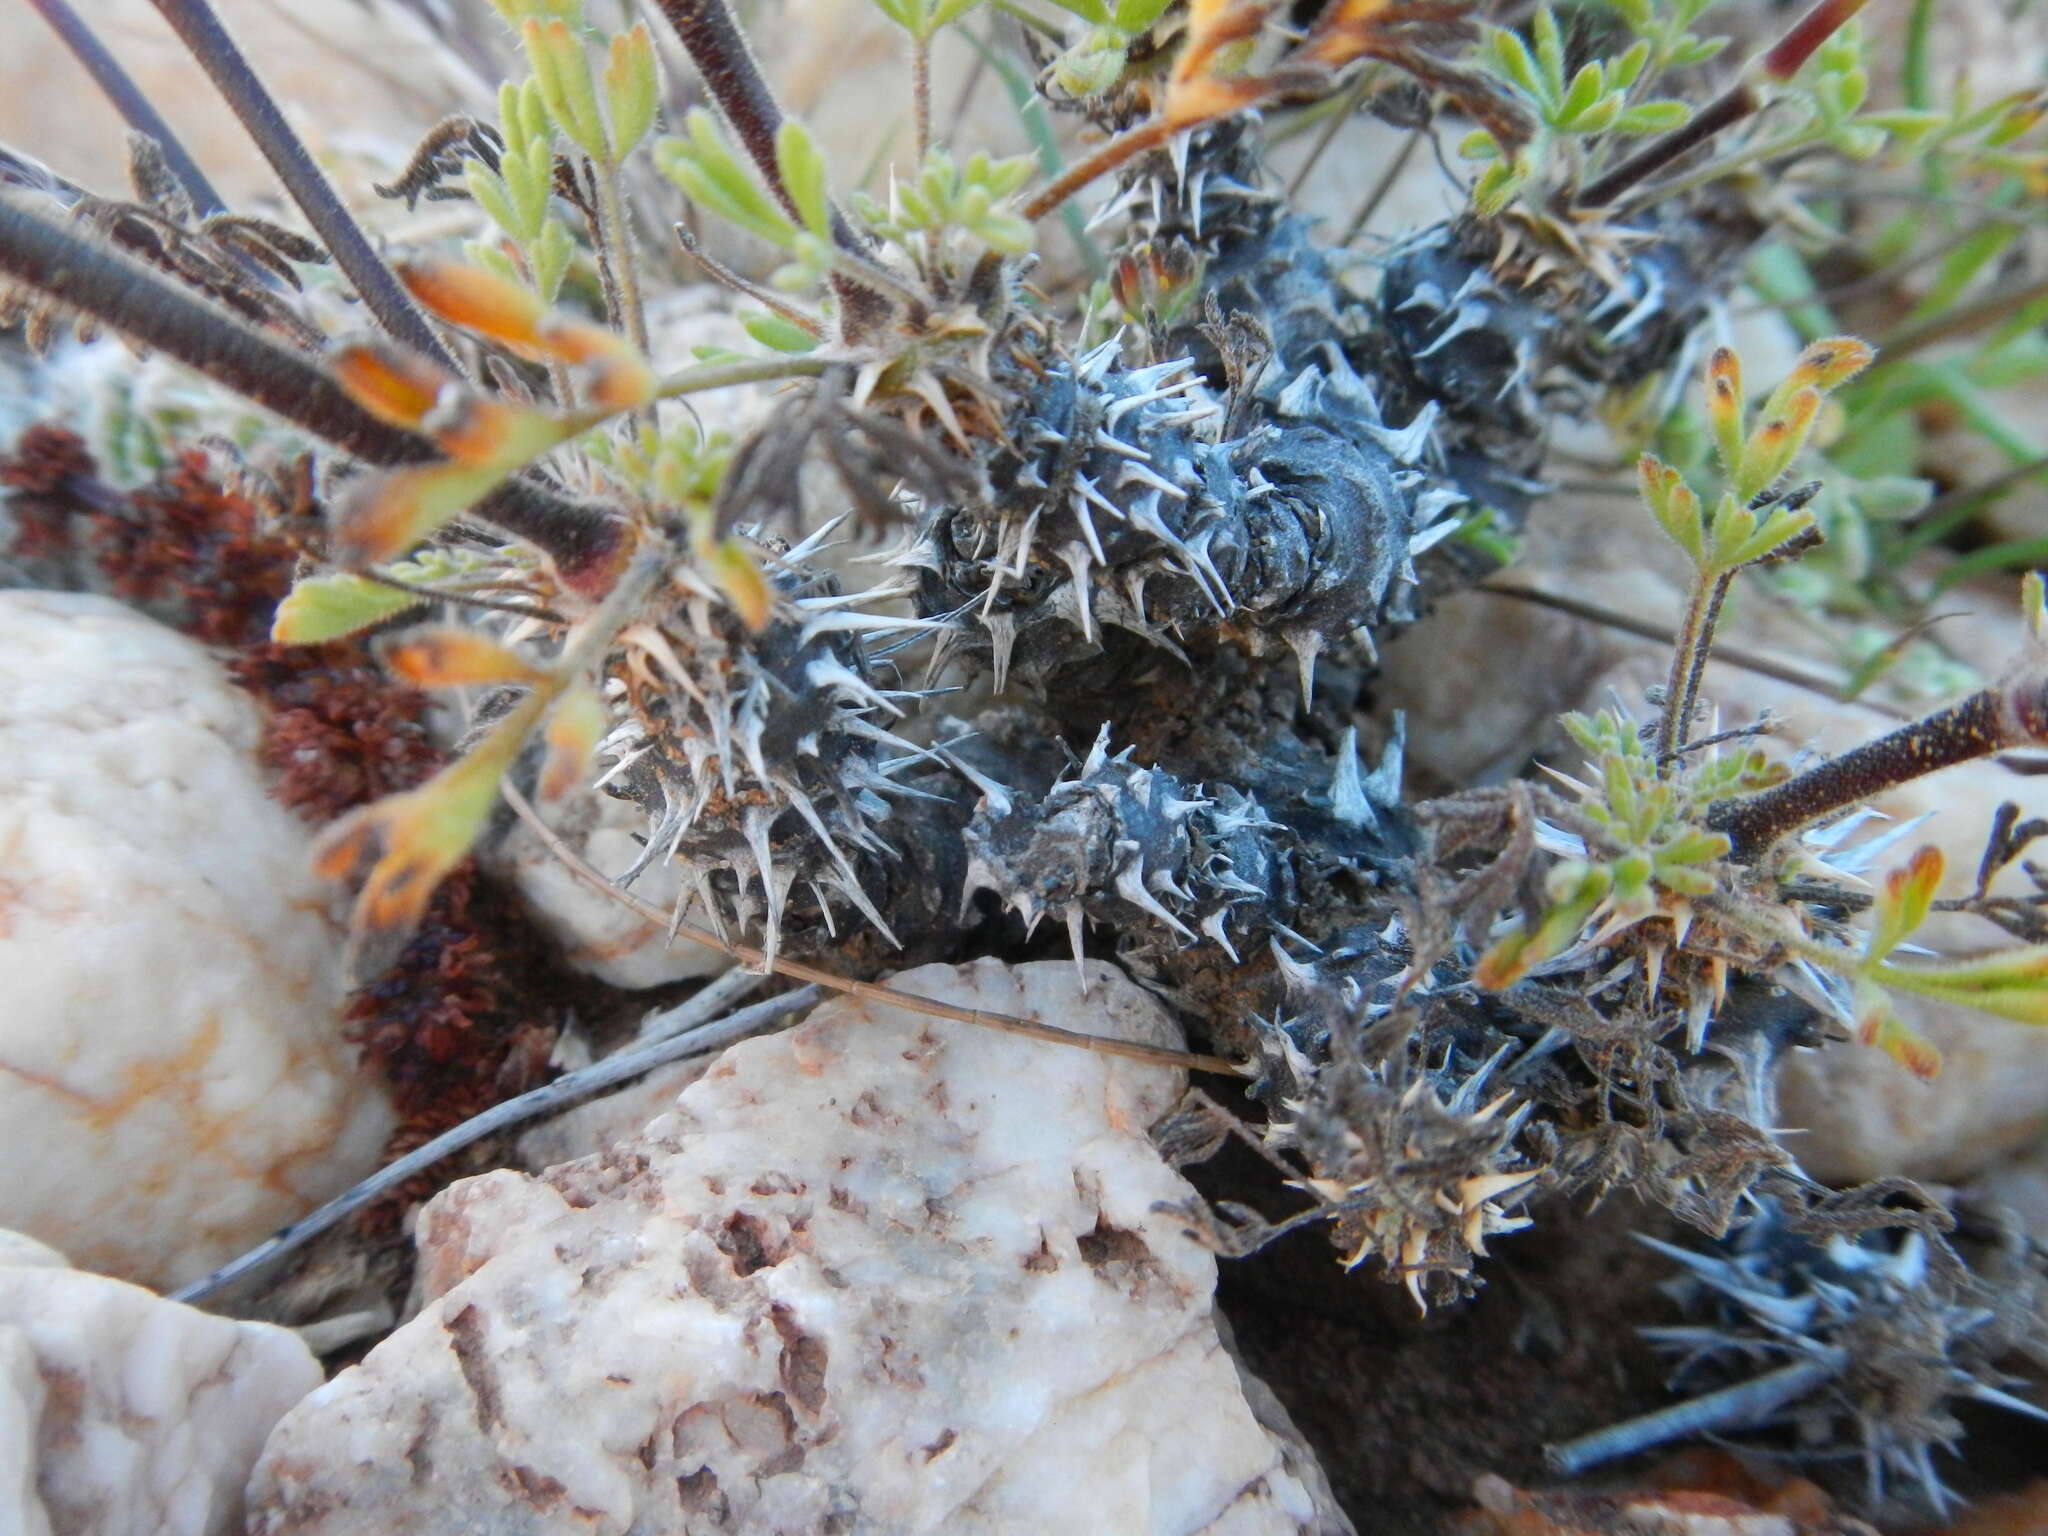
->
[27,0,224,215]
[146,0,454,368]
[1709,681,2048,861]
[1547,1356,1843,1475]
[502,781,1244,1077]
[1654,571,1733,766]
[0,192,617,577]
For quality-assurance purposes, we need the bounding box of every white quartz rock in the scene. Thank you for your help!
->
[249,958,1349,1535]
[0,591,395,1290]
[489,777,729,988]
[0,1231,322,1536]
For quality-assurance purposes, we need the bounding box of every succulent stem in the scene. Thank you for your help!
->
[27,0,224,216]
[146,0,455,367]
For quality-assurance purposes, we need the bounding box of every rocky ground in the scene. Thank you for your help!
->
[2,3,2047,1535]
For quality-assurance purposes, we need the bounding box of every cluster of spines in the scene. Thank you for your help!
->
[598,520,950,965]
[1554,1205,2048,1516]
[959,722,1285,976]
[1270,1028,1542,1311]
[960,715,1410,978]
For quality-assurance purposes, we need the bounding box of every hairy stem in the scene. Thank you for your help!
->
[27,0,224,215]
[1574,0,1869,209]
[1654,571,1732,766]
[1575,83,1760,210]
[655,352,832,399]
[1709,681,2048,861]
[1022,117,1174,222]
[146,0,454,367]
[591,157,650,362]
[911,32,933,168]
[0,192,618,578]
[652,0,890,340]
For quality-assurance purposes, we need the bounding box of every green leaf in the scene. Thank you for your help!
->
[740,309,823,352]
[462,240,523,287]
[1488,27,1544,101]
[1615,100,1692,135]
[1864,844,1944,963]
[530,217,573,304]
[602,24,660,161]
[1531,7,1566,99]
[1831,122,1888,160]
[464,161,523,242]
[525,18,610,161]
[872,0,925,30]
[501,138,555,240]
[1637,453,1706,564]
[1566,92,1623,135]
[1110,0,1169,30]
[1874,945,2048,1028]
[1554,61,1606,129]
[1471,154,1530,217]
[1909,221,2020,325]
[775,119,834,240]
[1607,38,1649,89]
[658,116,799,248]
[1664,33,1729,68]
[1851,982,1943,1079]
[1459,128,1502,161]
[272,573,427,643]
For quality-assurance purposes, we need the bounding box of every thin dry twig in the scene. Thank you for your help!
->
[501,781,1245,1077]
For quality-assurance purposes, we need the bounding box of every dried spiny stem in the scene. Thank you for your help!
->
[500,782,1243,1078]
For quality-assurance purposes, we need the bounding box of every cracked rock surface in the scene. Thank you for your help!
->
[0,1229,321,1536]
[248,957,1349,1535]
